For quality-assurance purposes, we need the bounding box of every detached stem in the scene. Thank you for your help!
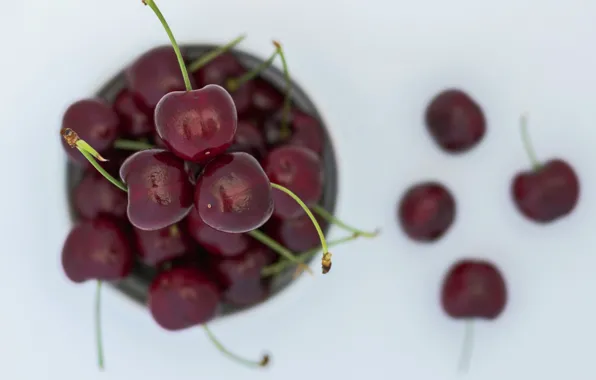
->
[311,205,380,238]
[95,280,105,370]
[188,34,247,73]
[227,50,278,92]
[272,41,292,139]
[248,229,313,275]
[114,139,155,151]
[520,113,541,170]
[202,325,269,368]
[458,320,474,373]
[143,0,192,91]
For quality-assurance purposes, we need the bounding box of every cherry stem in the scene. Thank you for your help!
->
[270,183,332,274]
[188,34,247,73]
[95,280,105,370]
[520,113,541,170]
[311,205,380,238]
[458,320,474,373]
[202,325,269,368]
[247,229,313,275]
[143,0,192,91]
[227,49,278,92]
[114,139,155,151]
[272,41,292,139]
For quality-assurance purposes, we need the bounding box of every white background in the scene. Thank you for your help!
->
[2,0,596,379]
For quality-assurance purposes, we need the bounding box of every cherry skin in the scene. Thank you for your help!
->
[263,145,323,220]
[227,120,267,160]
[511,159,580,223]
[126,46,195,111]
[186,207,251,258]
[193,53,253,115]
[265,213,327,252]
[113,89,154,138]
[249,78,283,116]
[148,267,221,331]
[61,217,134,283]
[398,181,456,242]
[133,226,192,266]
[119,149,194,231]
[154,84,238,163]
[61,98,120,165]
[73,170,127,220]
[194,152,274,233]
[441,259,507,319]
[425,89,486,153]
[263,109,324,155]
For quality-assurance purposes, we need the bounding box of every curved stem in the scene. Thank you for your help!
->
[114,139,155,151]
[188,34,247,73]
[227,50,278,92]
[458,320,474,373]
[95,280,105,370]
[79,149,128,192]
[143,0,192,91]
[270,183,332,274]
[272,41,292,139]
[312,205,380,238]
[520,114,541,170]
[247,229,313,275]
[202,325,269,368]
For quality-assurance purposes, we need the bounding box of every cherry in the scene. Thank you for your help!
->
[186,207,251,258]
[73,170,127,220]
[125,45,195,111]
[134,225,192,266]
[511,115,580,223]
[62,217,134,283]
[148,266,220,330]
[263,109,324,155]
[263,145,323,220]
[265,213,327,252]
[441,259,507,372]
[195,152,274,233]
[424,89,486,153]
[154,84,238,163]
[113,89,154,138]
[61,98,120,165]
[397,181,456,242]
[119,149,194,230]
[227,120,267,160]
[250,78,283,116]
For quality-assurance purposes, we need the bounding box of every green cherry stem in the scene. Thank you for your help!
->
[203,325,269,368]
[270,183,332,274]
[311,205,380,238]
[227,49,278,92]
[188,34,247,73]
[520,113,541,170]
[113,139,155,151]
[272,41,292,139]
[247,229,313,275]
[142,0,192,91]
[95,280,105,370]
[458,320,474,373]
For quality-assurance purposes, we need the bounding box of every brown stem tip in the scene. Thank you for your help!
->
[260,354,270,367]
[272,40,281,49]
[322,252,332,274]
[60,127,79,148]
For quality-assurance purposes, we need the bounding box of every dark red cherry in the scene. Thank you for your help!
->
[425,89,486,153]
[227,120,267,160]
[126,46,195,111]
[61,217,133,283]
[265,213,326,252]
[194,152,274,233]
[263,145,323,220]
[186,207,251,258]
[119,149,193,230]
[154,85,237,163]
[250,78,283,116]
[398,182,456,242]
[263,109,324,155]
[441,259,507,319]
[209,243,276,307]
[511,159,579,223]
[73,170,127,220]
[152,131,168,148]
[113,89,154,138]
[148,267,221,331]
[193,53,253,115]
[61,98,120,165]
[133,226,192,266]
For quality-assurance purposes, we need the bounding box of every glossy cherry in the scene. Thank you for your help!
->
[227,120,267,160]
[148,267,221,331]
[250,78,283,116]
[126,46,195,111]
[425,89,486,153]
[263,108,324,156]
[194,152,274,233]
[134,225,192,266]
[73,170,127,220]
[113,89,154,138]
[61,98,120,165]
[62,217,134,283]
[263,145,323,220]
[266,213,327,252]
[154,84,238,163]
[186,207,251,258]
[119,149,194,230]
[398,181,456,242]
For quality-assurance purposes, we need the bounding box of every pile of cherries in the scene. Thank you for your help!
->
[397,89,580,370]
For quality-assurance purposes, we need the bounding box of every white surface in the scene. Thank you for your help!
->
[2,0,596,379]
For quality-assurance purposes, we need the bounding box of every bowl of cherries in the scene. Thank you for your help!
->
[60,0,378,371]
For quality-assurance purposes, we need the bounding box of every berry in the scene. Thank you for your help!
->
[263,109,324,155]
[133,225,192,266]
[113,89,154,138]
[265,213,326,252]
[250,78,283,116]
[73,170,127,220]
[227,120,267,160]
